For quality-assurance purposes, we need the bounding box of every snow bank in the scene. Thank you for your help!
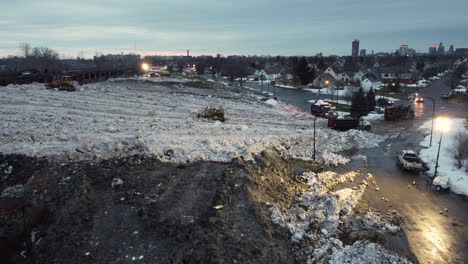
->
[419,119,468,196]
[363,112,384,121]
[329,240,411,264]
[269,170,407,262]
[0,81,385,163]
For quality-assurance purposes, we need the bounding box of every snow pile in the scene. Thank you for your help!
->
[270,171,365,241]
[419,119,468,196]
[270,170,408,262]
[264,98,278,106]
[0,81,385,163]
[329,240,411,264]
[321,151,350,166]
[346,210,402,234]
[363,112,384,121]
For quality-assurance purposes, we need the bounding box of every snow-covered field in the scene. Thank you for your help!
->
[419,119,468,196]
[0,79,385,163]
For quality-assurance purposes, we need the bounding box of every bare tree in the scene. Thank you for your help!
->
[448,131,468,169]
[19,42,31,57]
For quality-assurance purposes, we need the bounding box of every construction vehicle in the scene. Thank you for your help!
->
[194,105,225,122]
[384,105,415,121]
[47,76,76,91]
[328,116,371,131]
[310,100,337,119]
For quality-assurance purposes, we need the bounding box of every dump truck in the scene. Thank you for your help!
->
[310,100,337,119]
[328,116,371,131]
[384,105,415,121]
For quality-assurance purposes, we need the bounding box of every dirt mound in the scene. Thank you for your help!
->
[0,152,320,264]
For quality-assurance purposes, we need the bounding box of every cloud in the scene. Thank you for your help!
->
[0,0,467,56]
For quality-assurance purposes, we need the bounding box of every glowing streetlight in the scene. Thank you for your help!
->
[141,63,150,71]
[325,80,330,85]
[433,117,452,178]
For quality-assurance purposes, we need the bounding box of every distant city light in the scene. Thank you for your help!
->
[141,63,150,71]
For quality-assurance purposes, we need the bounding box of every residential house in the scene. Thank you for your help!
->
[353,71,365,82]
[337,72,352,83]
[361,76,381,92]
[378,66,414,84]
[253,68,281,81]
[322,66,341,80]
[313,73,338,88]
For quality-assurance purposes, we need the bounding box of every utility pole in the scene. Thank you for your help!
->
[313,117,317,161]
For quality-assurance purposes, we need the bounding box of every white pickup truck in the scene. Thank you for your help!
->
[396,150,429,172]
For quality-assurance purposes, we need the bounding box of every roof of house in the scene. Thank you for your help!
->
[375,66,411,74]
[362,71,380,81]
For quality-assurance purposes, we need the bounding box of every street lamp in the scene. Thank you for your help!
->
[141,63,150,71]
[424,96,436,146]
[433,117,452,178]
[313,116,317,161]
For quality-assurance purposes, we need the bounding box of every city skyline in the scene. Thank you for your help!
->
[1,0,467,58]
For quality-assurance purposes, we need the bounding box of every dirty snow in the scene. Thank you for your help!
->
[269,170,408,262]
[0,80,385,163]
[419,119,468,196]
[329,240,411,264]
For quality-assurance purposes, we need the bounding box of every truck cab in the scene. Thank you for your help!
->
[310,100,334,118]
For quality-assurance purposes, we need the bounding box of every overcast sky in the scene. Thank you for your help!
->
[1,0,467,58]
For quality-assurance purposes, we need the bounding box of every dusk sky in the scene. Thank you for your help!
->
[2,0,468,58]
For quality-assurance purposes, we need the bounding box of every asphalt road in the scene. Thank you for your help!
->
[241,76,468,263]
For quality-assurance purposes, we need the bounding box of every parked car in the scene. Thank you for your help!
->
[376,98,394,107]
[328,116,371,131]
[432,176,449,191]
[441,93,450,100]
[396,150,429,172]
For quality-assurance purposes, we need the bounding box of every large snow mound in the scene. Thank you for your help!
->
[0,81,385,162]
[270,170,407,263]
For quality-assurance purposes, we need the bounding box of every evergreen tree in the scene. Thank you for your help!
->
[293,57,315,85]
[390,82,400,93]
[350,87,368,117]
[366,88,376,112]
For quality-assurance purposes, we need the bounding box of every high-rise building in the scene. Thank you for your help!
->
[360,49,366,56]
[352,40,359,57]
[437,42,445,54]
[429,46,437,55]
[449,45,454,53]
[399,44,409,55]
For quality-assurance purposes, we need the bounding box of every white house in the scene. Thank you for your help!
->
[253,69,281,81]
[337,72,352,83]
[323,67,340,79]
[353,71,365,82]
[313,73,338,88]
[361,78,381,92]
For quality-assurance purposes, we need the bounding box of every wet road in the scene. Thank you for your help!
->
[242,76,468,263]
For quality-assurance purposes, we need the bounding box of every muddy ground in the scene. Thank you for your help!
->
[0,152,411,264]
